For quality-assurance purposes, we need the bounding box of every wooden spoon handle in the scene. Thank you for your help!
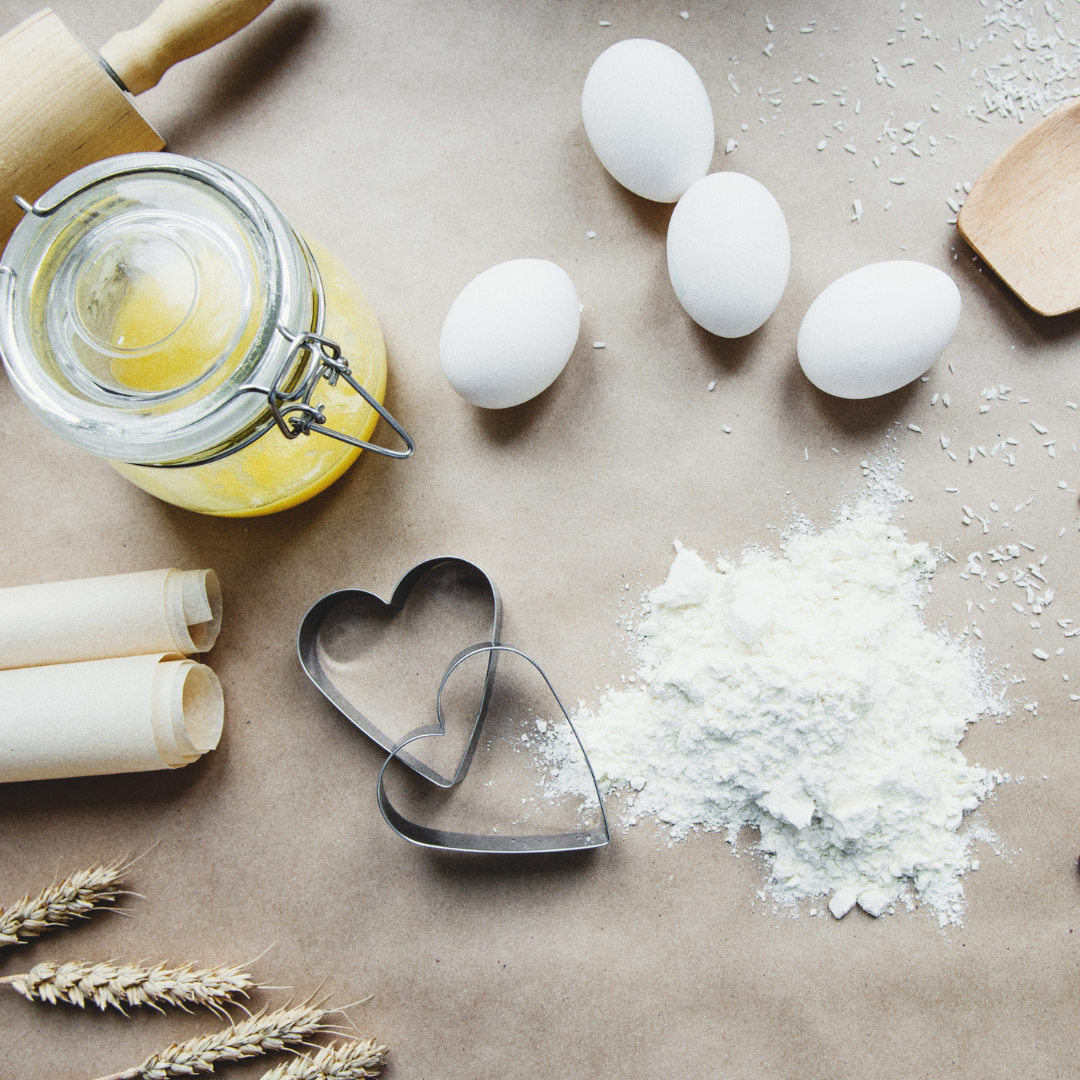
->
[99,0,275,95]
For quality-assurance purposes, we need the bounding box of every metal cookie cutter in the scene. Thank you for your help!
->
[298,557,501,787]
[297,558,610,854]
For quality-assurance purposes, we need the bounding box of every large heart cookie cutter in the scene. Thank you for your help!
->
[378,643,610,854]
[298,559,610,854]
[297,557,500,787]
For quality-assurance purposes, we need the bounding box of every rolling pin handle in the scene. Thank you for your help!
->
[99,0,276,97]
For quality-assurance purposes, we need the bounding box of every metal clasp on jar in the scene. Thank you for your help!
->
[254,325,414,458]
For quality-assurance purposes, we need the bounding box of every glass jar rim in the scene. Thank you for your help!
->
[0,152,316,465]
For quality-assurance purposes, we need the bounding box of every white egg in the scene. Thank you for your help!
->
[797,261,961,399]
[582,39,714,203]
[666,172,791,338]
[439,259,580,409]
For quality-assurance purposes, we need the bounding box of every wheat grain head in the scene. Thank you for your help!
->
[258,1039,387,1079]
[0,862,125,949]
[0,959,255,1014]
[93,1002,334,1080]
[258,1036,388,1080]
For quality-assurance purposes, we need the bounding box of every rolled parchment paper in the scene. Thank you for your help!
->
[0,653,224,782]
[0,569,222,669]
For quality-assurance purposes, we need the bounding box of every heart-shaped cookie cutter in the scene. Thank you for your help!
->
[297,557,500,787]
[378,643,610,854]
[297,558,610,854]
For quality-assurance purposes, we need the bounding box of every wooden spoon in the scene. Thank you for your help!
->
[0,0,274,248]
[958,98,1080,317]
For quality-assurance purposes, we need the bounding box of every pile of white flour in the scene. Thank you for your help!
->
[547,501,1002,924]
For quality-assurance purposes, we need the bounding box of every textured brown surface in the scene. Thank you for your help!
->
[2,1,1080,1078]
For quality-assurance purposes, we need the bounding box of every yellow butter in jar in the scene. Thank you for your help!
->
[0,154,411,517]
[110,238,389,516]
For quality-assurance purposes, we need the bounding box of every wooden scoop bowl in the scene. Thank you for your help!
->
[958,98,1080,317]
[0,0,274,248]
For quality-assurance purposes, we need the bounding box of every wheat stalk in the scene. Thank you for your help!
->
[0,862,125,948]
[92,1002,334,1080]
[259,1040,387,1080]
[0,960,256,1015]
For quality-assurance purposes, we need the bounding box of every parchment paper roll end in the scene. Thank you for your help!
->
[166,569,223,655]
[151,658,224,769]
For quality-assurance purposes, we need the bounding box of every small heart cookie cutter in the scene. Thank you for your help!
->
[297,557,610,854]
[297,557,501,787]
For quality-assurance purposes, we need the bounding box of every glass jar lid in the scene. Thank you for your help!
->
[0,152,315,465]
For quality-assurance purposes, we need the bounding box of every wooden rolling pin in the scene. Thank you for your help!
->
[0,0,274,248]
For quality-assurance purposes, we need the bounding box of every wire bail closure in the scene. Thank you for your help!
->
[248,324,414,459]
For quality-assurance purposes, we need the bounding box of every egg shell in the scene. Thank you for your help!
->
[439,259,580,409]
[666,172,791,338]
[582,39,714,203]
[797,261,961,399]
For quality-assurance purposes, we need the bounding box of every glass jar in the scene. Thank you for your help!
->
[0,153,412,517]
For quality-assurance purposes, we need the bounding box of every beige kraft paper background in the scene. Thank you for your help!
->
[2,1,1079,1076]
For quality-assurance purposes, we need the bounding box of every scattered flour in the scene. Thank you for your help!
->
[547,499,1003,925]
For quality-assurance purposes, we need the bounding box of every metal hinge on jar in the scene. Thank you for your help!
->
[244,324,414,457]
[160,324,415,469]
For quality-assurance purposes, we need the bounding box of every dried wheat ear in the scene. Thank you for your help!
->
[92,1002,337,1080]
[0,862,125,948]
[258,1039,387,1079]
[3,865,387,1079]
[0,960,256,1015]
